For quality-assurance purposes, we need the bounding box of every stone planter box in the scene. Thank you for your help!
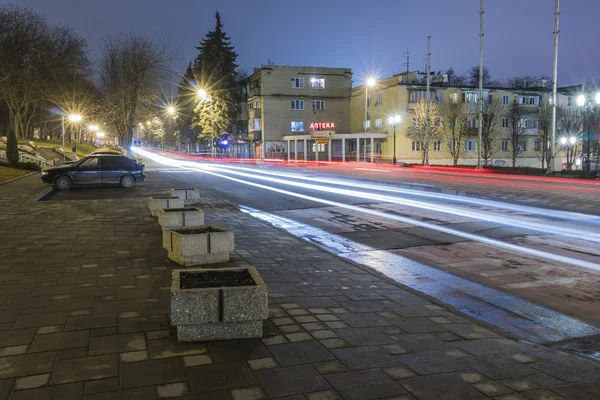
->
[148,196,184,217]
[171,266,268,342]
[164,226,234,266]
[158,207,204,229]
[170,188,200,205]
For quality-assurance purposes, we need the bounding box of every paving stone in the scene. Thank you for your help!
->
[0,345,28,357]
[84,386,157,400]
[551,380,600,400]
[29,330,90,353]
[500,378,541,392]
[254,364,330,398]
[456,372,485,384]
[311,330,338,339]
[262,335,288,346]
[334,327,396,346]
[301,322,327,331]
[120,357,186,389]
[146,330,171,340]
[381,344,409,355]
[397,351,467,375]
[37,325,63,335]
[120,351,148,363]
[157,382,191,398]
[461,357,538,380]
[8,382,84,400]
[0,329,36,347]
[13,373,51,390]
[89,333,146,355]
[400,373,489,400]
[51,354,118,384]
[58,347,89,360]
[319,338,349,349]
[312,360,347,375]
[331,346,401,370]
[337,313,391,328]
[118,315,169,333]
[269,340,335,366]
[186,361,256,393]
[521,388,567,400]
[285,332,312,342]
[279,324,305,334]
[383,366,417,380]
[65,314,117,331]
[183,354,212,367]
[247,357,278,371]
[13,311,69,329]
[84,378,120,395]
[305,389,342,400]
[530,355,600,383]
[326,369,407,400]
[231,386,266,400]
[206,339,270,362]
[0,379,13,400]
[472,381,514,396]
[0,352,56,379]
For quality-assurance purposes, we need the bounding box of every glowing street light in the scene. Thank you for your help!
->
[570,137,577,145]
[197,89,208,100]
[362,77,376,162]
[576,92,600,178]
[69,114,82,122]
[560,137,567,145]
[88,125,99,131]
[388,115,402,165]
[96,132,105,138]
[167,106,175,115]
[576,94,586,107]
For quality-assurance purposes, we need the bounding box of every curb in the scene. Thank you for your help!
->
[0,171,38,187]
[29,186,54,202]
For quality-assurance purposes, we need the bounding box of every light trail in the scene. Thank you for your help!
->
[173,159,598,222]
[134,148,600,273]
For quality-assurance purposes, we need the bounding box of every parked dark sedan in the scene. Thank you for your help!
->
[41,154,145,190]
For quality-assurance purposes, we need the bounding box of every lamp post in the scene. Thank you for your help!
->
[364,78,376,162]
[576,92,600,179]
[88,125,99,144]
[69,114,82,154]
[166,106,176,151]
[388,115,401,165]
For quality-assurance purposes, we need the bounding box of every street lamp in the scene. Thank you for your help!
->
[167,106,175,115]
[576,92,600,178]
[61,113,83,162]
[197,89,208,100]
[388,115,401,165]
[363,78,376,162]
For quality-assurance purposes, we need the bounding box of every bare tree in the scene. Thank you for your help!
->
[481,98,503,166]
[0,5,88,164]
[442,102,470,165]
[506,103,526,167]
[537,102,553,169]
[557,106,583,170]
[99,34,172,150]
[408,98,442,164]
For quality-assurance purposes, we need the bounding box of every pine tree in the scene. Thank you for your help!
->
[192,11,239,141]
[176,62,200,146]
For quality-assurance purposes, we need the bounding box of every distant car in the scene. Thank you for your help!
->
[41,154,145,190]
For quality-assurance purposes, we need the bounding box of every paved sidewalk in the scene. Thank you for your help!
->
[0,172,599,399]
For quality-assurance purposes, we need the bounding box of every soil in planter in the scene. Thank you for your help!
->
[180,270,255,289]
[152,196,179,199]
[163,208,198,212]
[176,226,226,234]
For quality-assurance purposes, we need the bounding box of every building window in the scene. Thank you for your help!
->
[363,120,371,130]
[412,141,422,152]
[248,118,261,131]
[375,95,383,106]
[312,100,325,111]
[449,140,456,151]
[451,93,459,104]
[410,90,437,103]
[518,116,538,129]
[291,100,304,110]
[503,95,510,106]
[534,140,541,151]
[464,140,477,152]
[466,117,478,129]
[247,100,259,110]
[291,121,304,132]
[567,96,574,107]
[433,140,442,152]
[519,96,539,106]
[502,117,509,128]
[366,97,371,107]
[312,143,326,152]
[291,78,304,88]
[375,119,383,129]
[502,140,509,152]
[311,78,325,89]
[518,140,528,151]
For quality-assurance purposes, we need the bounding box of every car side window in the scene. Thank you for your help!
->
[78,157,99,169]
[102,157,123,169]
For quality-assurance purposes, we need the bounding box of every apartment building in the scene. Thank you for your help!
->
[241,65,352,159]
[350,71,553,167]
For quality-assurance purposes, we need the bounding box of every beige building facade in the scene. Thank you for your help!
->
[242,65,353,159]
[351,71,556,168]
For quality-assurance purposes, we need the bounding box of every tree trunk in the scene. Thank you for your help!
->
[512,158,516,167]
[453,158,458,166]
[7,112,21,166]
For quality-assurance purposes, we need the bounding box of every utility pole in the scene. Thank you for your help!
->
[477,0,485,169]
[547,0,560,174]
[425,36,431,165]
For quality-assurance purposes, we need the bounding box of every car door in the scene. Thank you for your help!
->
[75,157,103,184]
[101,156,125,184]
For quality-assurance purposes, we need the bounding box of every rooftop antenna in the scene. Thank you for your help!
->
[403,47,410,75]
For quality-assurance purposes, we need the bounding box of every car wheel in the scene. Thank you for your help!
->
[120,175,135,188]
[55,176,72,190]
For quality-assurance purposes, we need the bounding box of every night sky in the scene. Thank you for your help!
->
[7,0,600,88]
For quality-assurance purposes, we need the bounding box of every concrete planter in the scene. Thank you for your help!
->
[158,207,204,229]
[171,266,268,342]
[170,188,200,205]
[148,196,184,217]
[164,226,234,266]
